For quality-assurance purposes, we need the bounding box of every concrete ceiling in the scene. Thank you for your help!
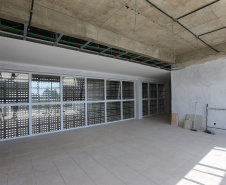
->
[0,36,170,80]
[1,0,226,67]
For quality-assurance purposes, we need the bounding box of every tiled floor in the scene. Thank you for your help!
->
[1,114,226,185]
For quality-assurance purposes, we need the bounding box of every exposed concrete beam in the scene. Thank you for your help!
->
[0,0,175,64]
[175,42,226,68]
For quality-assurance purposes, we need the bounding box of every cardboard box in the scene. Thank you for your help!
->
[171,113,179,126]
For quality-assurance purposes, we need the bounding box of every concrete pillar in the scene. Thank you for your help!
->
[135,78,143,119]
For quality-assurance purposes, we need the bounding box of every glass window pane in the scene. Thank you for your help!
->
[150,84,157,99]
[106,81,121,100]
[32,74,60,103]
[87,79,104,101]
[158,99,165,113]
[142,83,148,99]
[0,72,29,103]
[123,101,134,119]
[122,81,134,99]
[158,84,166,99]
[63,77,85,101]
[63,103,85,129]
[0,106,29,139]
[150,100,157,115]
[32,104,61,134]
[87,103,105,125]
[142,100,148,116]
[107,102,121,122]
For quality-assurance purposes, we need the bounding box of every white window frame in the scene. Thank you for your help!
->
[0,70,136,141]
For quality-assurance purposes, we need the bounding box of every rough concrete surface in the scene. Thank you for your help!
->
[175,52,226,68]
[1,0,226,65]
[172,57,226,132]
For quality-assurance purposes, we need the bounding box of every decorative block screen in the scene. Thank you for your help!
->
[158,84,166,99]
[87,103,105,125]
[0,71,136,140]
[123,101,134,119]
[63,103,85,129]
[142,83,148,99]
[142,82,167,117]
[142,100,148,116]
[149,84,157,99]
[32,104,61,134]
[107,102,121,122]
[87,79,104,101]
[32,74,60,103]
[150,100,157,115]
[0,72,29,103]
[122,81,134,99]
[158,99,165,113]
[106,81,121,100]
[0,106,29,139]
[63,77,85,101]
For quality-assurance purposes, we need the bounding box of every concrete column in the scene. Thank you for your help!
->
[135,78,143,119]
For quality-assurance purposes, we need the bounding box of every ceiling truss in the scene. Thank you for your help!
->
[0,18,171,70]
[146,0,220,53]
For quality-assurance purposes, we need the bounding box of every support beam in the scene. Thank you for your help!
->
[144,58,170,67]
[54,33,64,46]
[176,0,220,20]
[199,27,226,37]
[144,59,158,67]
[132,55,143,60]
[28,0,34,30]
[145,0,219,53]
[0,29,170,69]
[100,47,112,54]
[117,51,129,57]
[130,59,154,67]
[0,0,175,63]
[23,23,28,40]
[177,21,219,53]
[144,59,156,64]
[80,41,91,50]
[175,41,226,67]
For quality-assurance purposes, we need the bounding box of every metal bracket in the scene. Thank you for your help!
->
[132,55,143,60]
[54,33,64,46]
[23,24,28,40]
[100,47,112,54]
[28,0,34,30]
[145,0,219,53]
[117,51,129,57]
[176,0,220,20]
[80,41,91,50]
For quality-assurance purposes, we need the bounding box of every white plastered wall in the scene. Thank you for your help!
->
[0,36,170,130]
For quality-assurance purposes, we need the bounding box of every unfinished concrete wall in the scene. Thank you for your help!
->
[172,57,226,132]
